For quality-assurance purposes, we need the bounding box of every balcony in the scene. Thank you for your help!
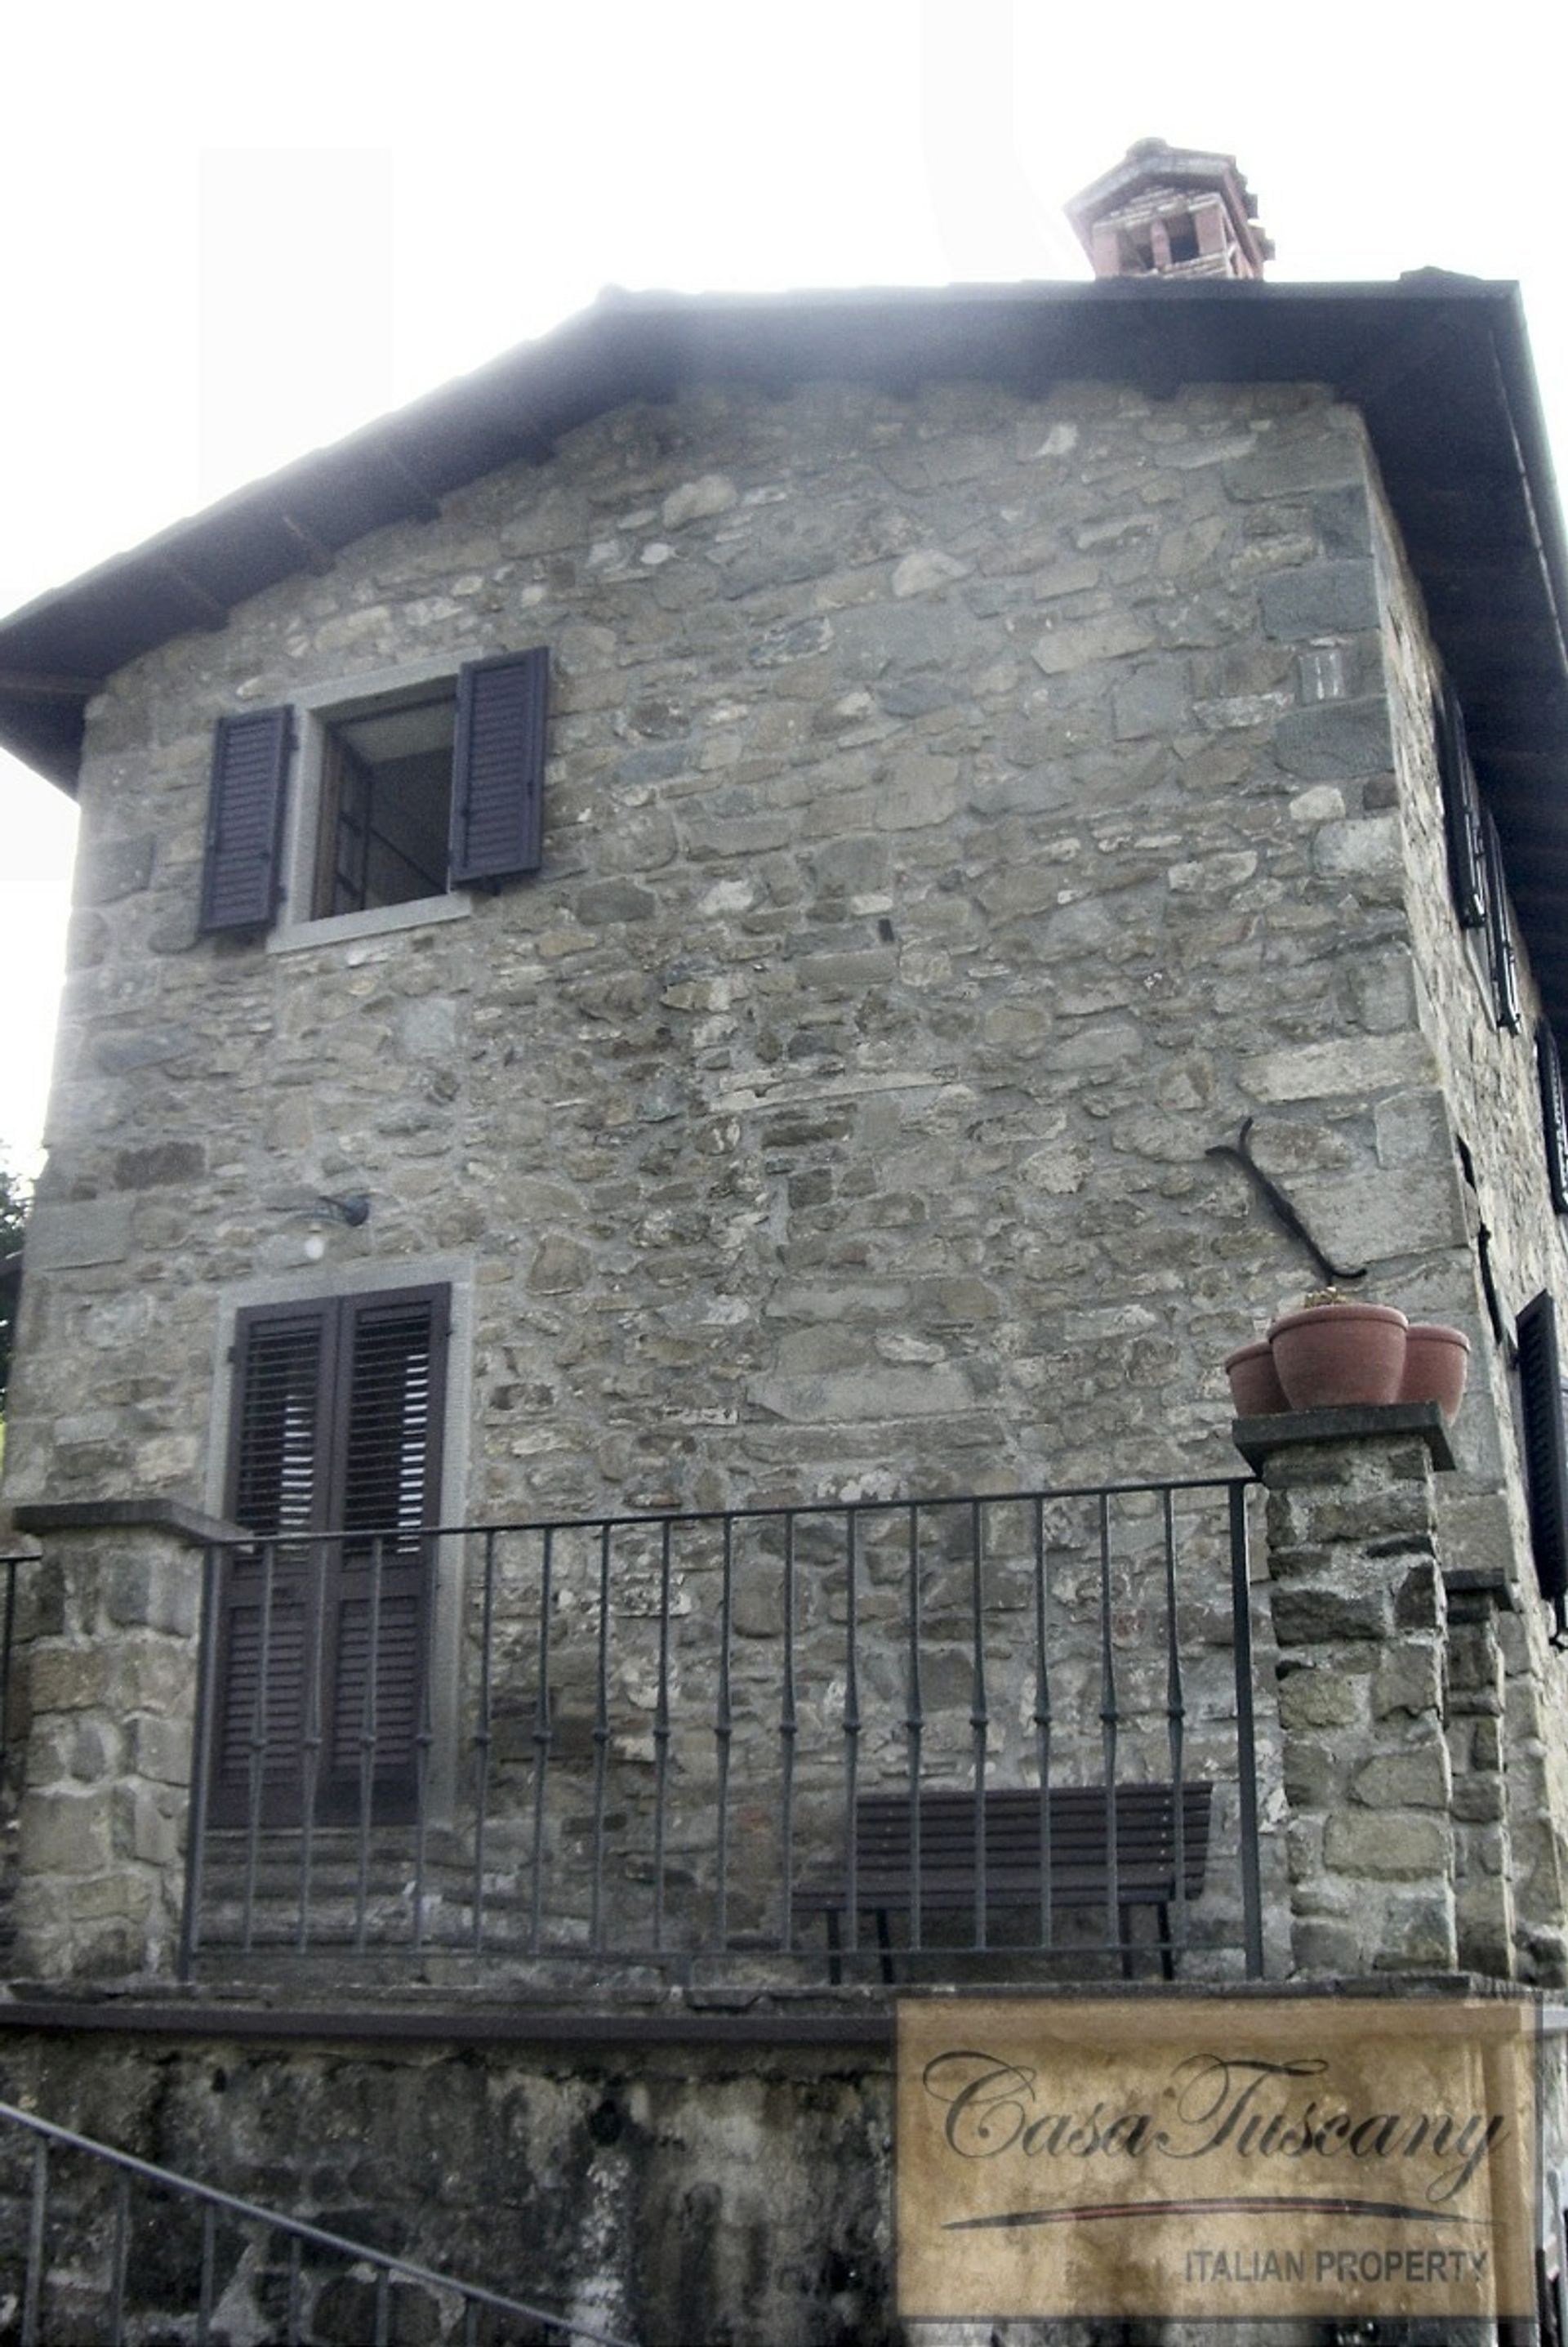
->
[167,1475,1268,1986]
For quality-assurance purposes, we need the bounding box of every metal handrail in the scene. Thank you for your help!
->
[178,1474,1267,1980]
[0,2096,639,2347]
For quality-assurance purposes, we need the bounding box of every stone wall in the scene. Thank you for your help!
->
[1369,466,1568,1981]
[0,2024,898,2347]
[1,364,1559,1997]
[9,375,1429,1521]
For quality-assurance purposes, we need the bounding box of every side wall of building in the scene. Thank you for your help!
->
[1371,466,1568,1980]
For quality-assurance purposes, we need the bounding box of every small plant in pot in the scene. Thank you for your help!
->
[1266,1287,1409,1412]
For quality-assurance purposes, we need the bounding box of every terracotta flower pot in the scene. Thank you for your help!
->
[1399,1323,1470,1420]
[1266,1301,1409,1411]
[1223,1339,1289,1417]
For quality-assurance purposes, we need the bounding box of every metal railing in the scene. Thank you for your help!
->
[0,2099,638,2346]
[178,1477,1267,1982]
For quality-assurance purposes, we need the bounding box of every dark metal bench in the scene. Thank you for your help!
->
[794,1781,1213,1981]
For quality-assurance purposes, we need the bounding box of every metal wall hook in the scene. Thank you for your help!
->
[1205,1118,1366,1287]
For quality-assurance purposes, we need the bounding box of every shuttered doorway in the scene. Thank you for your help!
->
[210,1286,448,1827]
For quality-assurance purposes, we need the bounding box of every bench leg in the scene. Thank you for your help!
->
[1118,1907,1136,1981]
[1158,1901,1175,1983]
[826,1907,843,1986]
[875,1905,894,1987]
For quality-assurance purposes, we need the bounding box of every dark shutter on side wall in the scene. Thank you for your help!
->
[199,707,292,933]
[1437,683,1487,930]
[1482,809,1522,1033]
[1540,1022,1568,1216]
[1517,1292,1568,1627]
[449,647,549,886]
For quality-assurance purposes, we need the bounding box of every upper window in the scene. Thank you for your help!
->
[315,688,458,917]
[198,646,550,937]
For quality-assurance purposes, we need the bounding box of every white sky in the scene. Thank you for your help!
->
[4,0,1567,1173]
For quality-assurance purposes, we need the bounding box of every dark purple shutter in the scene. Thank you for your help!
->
[1540,1024,1568,1216]
[1437,684,1487,930]
[1482,810,1522,1033]
[1518,1292,1568,1619]
[449,648,548,886]
[199,707,292,932]
[211,1287,447,1827]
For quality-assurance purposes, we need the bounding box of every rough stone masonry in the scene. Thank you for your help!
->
[7,367,1568,1991]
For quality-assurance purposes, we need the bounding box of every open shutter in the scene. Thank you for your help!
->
[1518,1292,1568,1634]
[449,647,548,886]
[199,707,292,933]
[1540,1023,1568,1216]
[1437,683,1487,930]
[1482,810,1522,1033]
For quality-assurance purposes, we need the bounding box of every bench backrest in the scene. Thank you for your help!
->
[835,1781,1213,1905]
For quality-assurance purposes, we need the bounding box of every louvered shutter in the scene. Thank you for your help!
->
[199,707,292,933]
[1437,684,1487,930]
[1540,1024,1568,1216]
[448,647,548,886]
[211,1301,338,1825]
[1482,810,1522,1033]
[320,1291,448,1811]
[211,1287,447,1828]
[1518,1293,1568,1626]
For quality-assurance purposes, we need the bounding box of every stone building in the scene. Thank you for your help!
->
[2,174,1568,2337]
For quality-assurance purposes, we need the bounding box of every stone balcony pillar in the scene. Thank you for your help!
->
[1234,1404,1460,1979]
[6,1498,238,1983]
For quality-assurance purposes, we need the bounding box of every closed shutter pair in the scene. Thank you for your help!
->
[210,1286,448,1826]
[198,646,549,933]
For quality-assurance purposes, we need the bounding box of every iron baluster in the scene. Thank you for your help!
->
[1032,1496,1053,1952]
[287,2235,304,2346]
[411,1532,437,1951]
[1163,1487,1189,1972]
[778,1511,798,1951]
[653,1519,675,1952]
[714,1515,734,1951]
[1098,1493,1120,1961]
[242,1540,277,1953]
[969,1498,989,1951]
[842,1509,862,1961]
[528,1528,555,1957]
[1230,1480,1266,1977]
[375,2262,391,2347]
[354,1534,386,1951]
[296,1535,325,1952]
[906,1505,924,1954]
[590,1524,613,1956]
[469,1528,499,1955]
